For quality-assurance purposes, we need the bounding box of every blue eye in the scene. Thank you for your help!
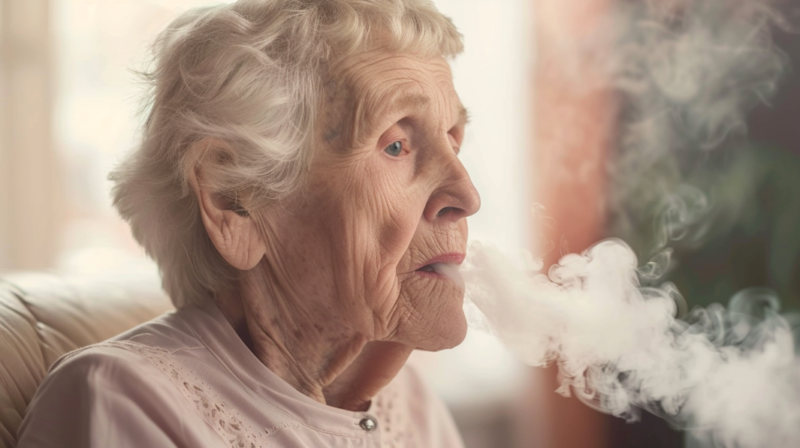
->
[384,141,403,157]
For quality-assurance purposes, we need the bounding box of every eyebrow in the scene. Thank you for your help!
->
[394,92,431,111]
[356,91,429,137]
[385,92,470,128]
[349,90,469,146]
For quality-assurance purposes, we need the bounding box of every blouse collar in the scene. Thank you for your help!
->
[177,298,381,440]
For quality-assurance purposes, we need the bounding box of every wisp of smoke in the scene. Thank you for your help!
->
[455,0,800,446]
[461,240,800,448]
[607,0,790,257]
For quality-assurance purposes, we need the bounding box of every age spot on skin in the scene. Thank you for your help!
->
[324,128,341,142]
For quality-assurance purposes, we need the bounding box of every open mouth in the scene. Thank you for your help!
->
[417,264,439,274]
[413,253,466,285]
[415,262,464,287]
[416,262,456,276]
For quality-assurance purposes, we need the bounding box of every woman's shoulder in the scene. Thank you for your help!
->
[26,307,297,448]
[52,338,168,372]
[108,304,205,351]
[16,340,217,447]
[30,306,203,383]
[35,306,204,409]
[49,336,191,382]
[16,305,230,447]
[31,339,185,408]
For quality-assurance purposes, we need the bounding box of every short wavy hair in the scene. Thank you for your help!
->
[110,0,463,308]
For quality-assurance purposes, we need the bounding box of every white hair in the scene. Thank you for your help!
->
[110,0,463,308]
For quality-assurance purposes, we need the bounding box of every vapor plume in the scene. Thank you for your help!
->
[463,240,800,447]
[462,0,800,446]
[609,0,789,256]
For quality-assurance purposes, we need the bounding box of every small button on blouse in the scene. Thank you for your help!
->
[359,416,378,432]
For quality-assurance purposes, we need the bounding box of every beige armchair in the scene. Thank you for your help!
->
[0,272,172,448]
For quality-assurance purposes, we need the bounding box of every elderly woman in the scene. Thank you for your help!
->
[17,0,479,446]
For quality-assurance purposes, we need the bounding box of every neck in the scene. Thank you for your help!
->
[214,269,412,411]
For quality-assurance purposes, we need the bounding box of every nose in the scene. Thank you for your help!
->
[423,151,481,222]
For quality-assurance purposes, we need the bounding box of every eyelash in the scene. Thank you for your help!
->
[379,126,463,158]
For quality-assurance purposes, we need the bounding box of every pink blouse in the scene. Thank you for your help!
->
[17,298,465,448]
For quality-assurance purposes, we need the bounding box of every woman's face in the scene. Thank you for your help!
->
[261,52,480,351]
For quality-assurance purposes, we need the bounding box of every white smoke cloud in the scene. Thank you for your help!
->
[462,240,800,448]
[458,0,800,446]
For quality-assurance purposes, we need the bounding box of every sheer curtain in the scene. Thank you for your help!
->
[0,0,59,271]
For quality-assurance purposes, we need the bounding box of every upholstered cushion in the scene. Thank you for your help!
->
[0,272,172,448]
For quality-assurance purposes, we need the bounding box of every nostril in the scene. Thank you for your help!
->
[437,206,459,218]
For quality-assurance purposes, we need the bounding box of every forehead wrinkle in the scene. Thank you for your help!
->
[327,64,409,148]
[367,89,431,129]
[327,54,457,150]
[355,84,431,142]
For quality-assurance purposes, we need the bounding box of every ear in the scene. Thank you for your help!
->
[187,140,266,271]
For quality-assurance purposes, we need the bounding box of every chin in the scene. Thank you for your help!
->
[396,276,469,350]
[415,307,468,352]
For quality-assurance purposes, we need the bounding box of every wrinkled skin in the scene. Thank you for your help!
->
[191,51,480,411]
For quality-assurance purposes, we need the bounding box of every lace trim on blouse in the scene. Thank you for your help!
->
[372,381,416,447]
[92,340,418,447]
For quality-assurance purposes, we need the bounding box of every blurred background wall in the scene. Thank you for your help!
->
[2,1,800,448]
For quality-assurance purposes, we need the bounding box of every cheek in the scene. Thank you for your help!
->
[362,167,428,304]
[361,161,427,263]
[308,156,428,311]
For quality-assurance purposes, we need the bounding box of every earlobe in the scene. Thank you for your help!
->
[188,164,267,271]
